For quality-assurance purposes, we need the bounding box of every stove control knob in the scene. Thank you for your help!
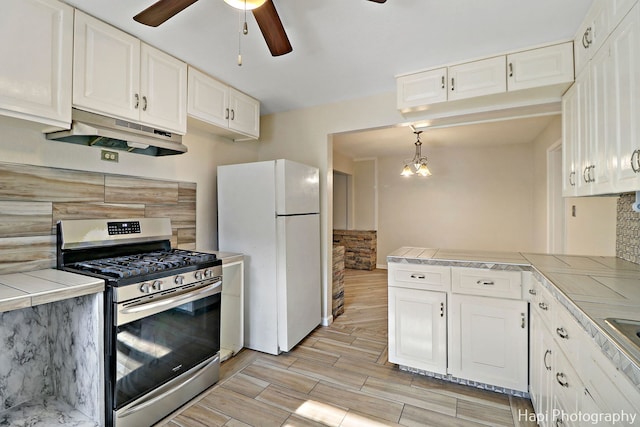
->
[204,269,213,278]
[152,280,163,291]
[174,275,184,285]
[139,283,151,293]
[194,271,204,280]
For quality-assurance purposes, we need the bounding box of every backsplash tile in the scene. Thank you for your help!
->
[616,193,640,264]
[0,161,197,273]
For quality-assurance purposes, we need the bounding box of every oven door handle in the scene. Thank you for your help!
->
[117,280,222,325]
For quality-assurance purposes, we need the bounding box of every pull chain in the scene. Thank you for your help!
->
[238,0,248,66]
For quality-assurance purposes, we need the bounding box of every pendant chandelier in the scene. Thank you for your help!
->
[401,130,432,177]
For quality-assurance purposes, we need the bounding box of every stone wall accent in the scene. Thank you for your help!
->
[616,192,640,264]
[333,229,377,270]
[332,245,345,319]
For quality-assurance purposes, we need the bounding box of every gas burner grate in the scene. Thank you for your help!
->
[69,249,217,279]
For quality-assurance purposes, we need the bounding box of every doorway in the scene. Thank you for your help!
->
[547,140,565,253]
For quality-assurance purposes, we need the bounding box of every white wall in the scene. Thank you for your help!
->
[353,159,377,230]
[377,143,535,264]
[565,196,617,255]
[0,115,259,251]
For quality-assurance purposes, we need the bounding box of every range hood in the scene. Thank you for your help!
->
[45,109,187,156]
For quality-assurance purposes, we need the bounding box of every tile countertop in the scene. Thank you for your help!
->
[388,247,640,388]
[0,269,104,313]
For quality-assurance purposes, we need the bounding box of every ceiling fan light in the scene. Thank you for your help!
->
[223,0,267,10]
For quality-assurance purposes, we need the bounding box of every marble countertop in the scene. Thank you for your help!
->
[388,247,640,384]
[0,269,104,313]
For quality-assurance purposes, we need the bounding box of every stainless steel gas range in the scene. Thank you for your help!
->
[56,217,222,427]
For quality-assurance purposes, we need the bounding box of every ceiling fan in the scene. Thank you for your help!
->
[133,0,386,57]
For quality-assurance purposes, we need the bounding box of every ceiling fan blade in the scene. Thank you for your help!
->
[367,0,387,3]
[252,0,292,56]
[134,0,199,27]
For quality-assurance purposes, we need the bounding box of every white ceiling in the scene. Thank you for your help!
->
[63,0,593,116]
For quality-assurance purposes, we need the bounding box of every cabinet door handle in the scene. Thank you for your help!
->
[632,149,640,173]
[410,273,426,279]
[583,166,591,183]
[142,96,148,111]
[440,302,444,317]
[230,109,235,120]
[476,280,494,286]
[225,108,230,120]
[134,93,140,109]
[556,372,569,388]
[441,75,445,89]
[556,417,565,427]
[556,327,569,339]
[528,289,537,295]
[451,77,455,91]
[582,27,592,49]
[569,171,575,187]
[508,62,513,77]
[521,313,526,328]
[538,302,548,311]
[543,349,552,371]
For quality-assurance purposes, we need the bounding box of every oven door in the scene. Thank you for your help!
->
[112,278,222,412]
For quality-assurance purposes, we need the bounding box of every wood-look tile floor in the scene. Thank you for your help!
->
[158,269,537,427]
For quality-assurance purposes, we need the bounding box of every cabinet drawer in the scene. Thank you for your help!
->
[451,268,522,299]
[388,263,451,291]
[531,282,555,329]
[553,305,583,364]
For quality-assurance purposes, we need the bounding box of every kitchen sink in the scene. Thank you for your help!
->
[605,318,640,351]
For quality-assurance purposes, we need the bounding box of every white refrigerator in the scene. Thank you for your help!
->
[217,159,321,355]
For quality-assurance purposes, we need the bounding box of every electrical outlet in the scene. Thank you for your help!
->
[101,150,119,162]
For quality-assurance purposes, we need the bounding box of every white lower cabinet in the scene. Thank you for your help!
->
[388,287,447,374]
[220,259,244,361]
[449,294,528,392]
[388,262,528,392]
[528,276,640,427]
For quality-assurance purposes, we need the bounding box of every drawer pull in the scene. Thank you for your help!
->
[556,372,569,388]
[543,349,552,371]
[528,289,537,295]
[476,280,495,286]
[538,302,549,311]
[410,274,426,279]
[556,327,569,339]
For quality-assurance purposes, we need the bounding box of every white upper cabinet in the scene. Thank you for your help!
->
[73,10,140,122]
[506,42,574,92]
[0,0,73,128]
[73,10,187,134]
[448,56,506,101]
[397,42,574,111]
[187,66,260,140]
[574,0,609,74]
[397,68,447,110]
[140,44,187,133]
[562,82,580,197]
[611,4,640,192]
